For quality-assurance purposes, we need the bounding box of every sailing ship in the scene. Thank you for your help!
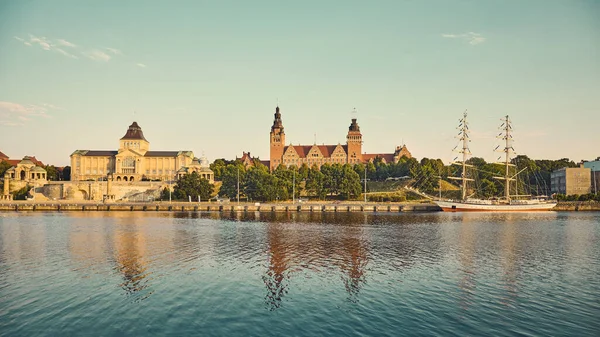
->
[434,111,557,212]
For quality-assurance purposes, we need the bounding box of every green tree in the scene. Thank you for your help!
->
[63,166,71,181]
[220,163,246,199]
[0,161,12,178]
[338,164,362,199]
[173,172,214,201]
[244,166,284,202]
[44,165,58,181]
[160,187,171,201]
[210,159,229,181]
[306,164,326,199]
[13,185,31,200]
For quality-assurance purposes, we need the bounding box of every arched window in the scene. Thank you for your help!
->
[123,176,128,182]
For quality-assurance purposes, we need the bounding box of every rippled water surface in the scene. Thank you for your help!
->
[1,211,599,336]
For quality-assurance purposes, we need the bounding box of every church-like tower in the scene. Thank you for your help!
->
[269,106,286,171]
[346,118,363,164]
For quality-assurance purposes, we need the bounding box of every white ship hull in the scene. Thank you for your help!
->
[435,200,557,212]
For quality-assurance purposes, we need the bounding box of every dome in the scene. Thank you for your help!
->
[199,156,210,168]
[120,121,148,141]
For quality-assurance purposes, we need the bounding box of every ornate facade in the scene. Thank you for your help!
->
[268,106,411,170]
[2,156,48,200]
[177,155,215,183]
[70,122,195,182]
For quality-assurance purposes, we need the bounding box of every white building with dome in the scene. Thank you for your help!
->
[176,155,214,183]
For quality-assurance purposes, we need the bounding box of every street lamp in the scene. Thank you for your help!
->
[169,173,172,203]
[364,163,367,204]
[292,167,296,204]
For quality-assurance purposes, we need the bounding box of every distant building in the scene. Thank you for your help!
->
[237,152,270,169]
[551,165,591,195]
[0,151,8,162]
[70,122,195,182]
[2,156,48,200]
[583,160,600,194]
[3,156,48,182]
[268,106,411,171]
[177,155,215,183]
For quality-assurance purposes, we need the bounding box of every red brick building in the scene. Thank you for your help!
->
[268,106,411,171]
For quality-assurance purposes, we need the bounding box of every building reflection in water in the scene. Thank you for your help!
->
[500,216,518,308]
[263,221,290,310]
[338,223,368,302]
[0,215,47,266]
[257,212,371,309]
[457,215,476,312]
[114,221,150,297]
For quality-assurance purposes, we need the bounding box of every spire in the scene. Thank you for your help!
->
[348,118,360,132]
[271,106,284,133]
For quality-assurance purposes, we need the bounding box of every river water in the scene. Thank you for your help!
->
[1,211,599,336]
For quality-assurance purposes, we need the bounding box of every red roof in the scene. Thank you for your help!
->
[317,145,338,157]
[285,144,346,159]
[4,156,45,167]
[28,156,45,166]
[363,153,395,163]
[0,151,8,160]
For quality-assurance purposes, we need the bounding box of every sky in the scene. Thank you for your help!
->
[0,0,598,166]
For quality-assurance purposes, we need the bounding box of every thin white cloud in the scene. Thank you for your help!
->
[15,33,127,63]
[82,49,112,62]
[136,63,147,68]
[14,36,32,46]
[29,34,52,50]
[0,101,61,126]
[56,38,76,48]
[55,48,78,59]
[105,47,122,55]
[442,32,486,45]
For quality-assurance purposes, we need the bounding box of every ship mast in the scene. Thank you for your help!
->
[461,112,469,200]
[494,115,515,201]
[449,110,474,200]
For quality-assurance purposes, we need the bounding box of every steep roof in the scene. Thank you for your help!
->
[120,121,148,141]
[363,153,395,163]
[72,150,119,157]
[145,151,192,157]
[317,145,339,157]
[284,144,346,158]
[3,156,45,167]
[0,151,8,160]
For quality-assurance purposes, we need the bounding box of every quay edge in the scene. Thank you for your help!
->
[0,202,442,213]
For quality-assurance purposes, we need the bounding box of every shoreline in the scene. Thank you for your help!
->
[0,201,441,213]
[1,201,599,212]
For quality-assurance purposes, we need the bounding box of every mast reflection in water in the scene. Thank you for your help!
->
[0,211,598,336]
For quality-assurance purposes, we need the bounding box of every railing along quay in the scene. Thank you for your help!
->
[0,202,442,213]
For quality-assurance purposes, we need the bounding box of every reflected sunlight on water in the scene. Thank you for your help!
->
[0,211,599,336]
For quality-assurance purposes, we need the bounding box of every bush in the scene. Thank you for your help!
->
[13,185,31,200]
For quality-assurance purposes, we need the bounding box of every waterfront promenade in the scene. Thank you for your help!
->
[1,200,599,212]
[0,200,441,213]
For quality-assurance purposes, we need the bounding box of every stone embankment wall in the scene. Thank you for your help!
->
[31,181,167,202]
[553,201,600,211]
[0,202,441,213]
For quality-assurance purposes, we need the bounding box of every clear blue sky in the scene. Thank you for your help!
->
[1,0,598,166]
